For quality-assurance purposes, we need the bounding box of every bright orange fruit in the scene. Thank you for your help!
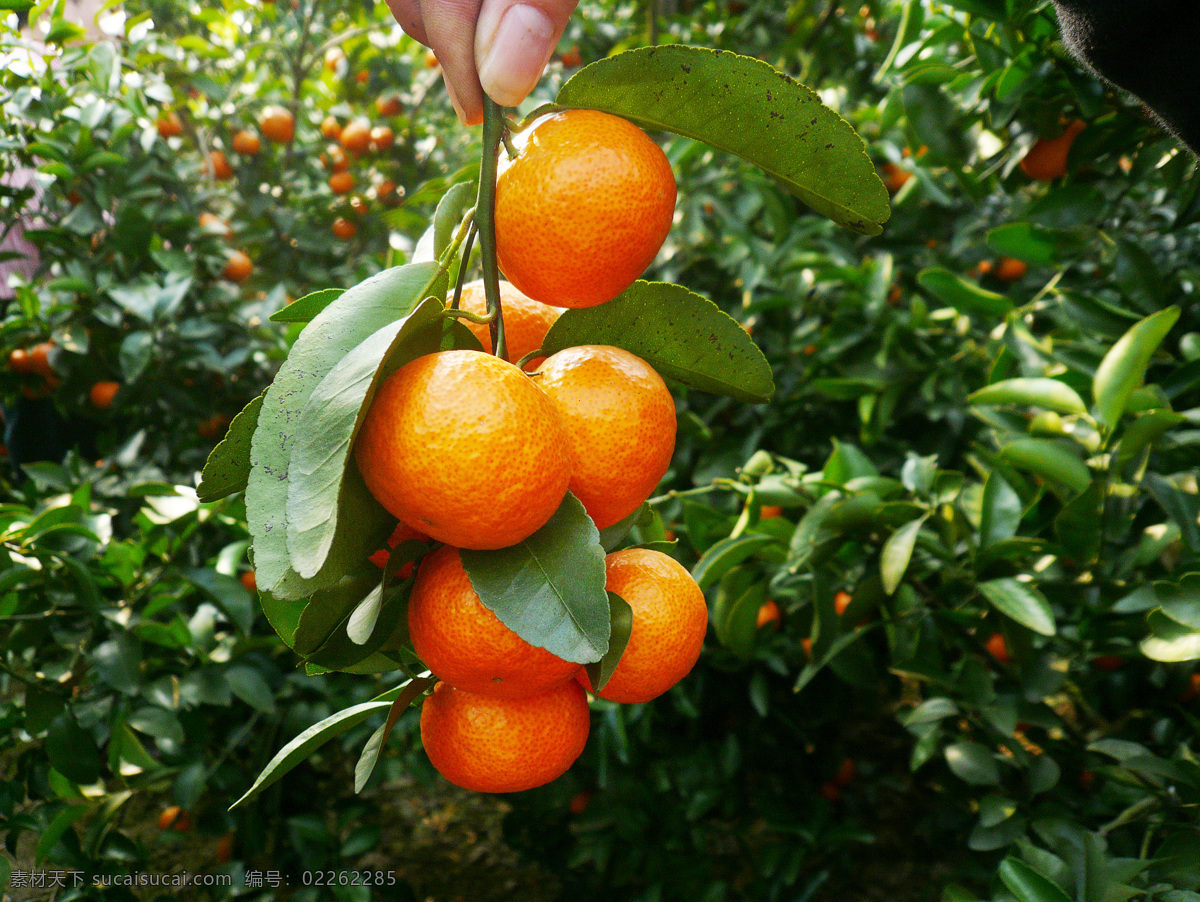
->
[420,680,590,793]
[209,150,234,180]
[368,522,427,572]
[340,118,371,155]
[320,115,342,140]
[986,632,1010,664]
[409,546,581,697]
[995,257,1028,282]
[231,129,261,156]
[756,599,782,629]
[156,111,183,138]
[369,125,394,152]
[28,342,54,377]
[329,171,354,194]
[495,109,676,308]
[331,217,357,240]
[533,346,675,529]
[89,381,120,409]
[259,105,295,143]
[579,549,706,703]
[1019,120,1084,181]
[355,350,571,550]
[457,280,562,370]
[222,250,253,283]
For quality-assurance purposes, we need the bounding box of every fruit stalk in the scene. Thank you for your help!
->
[476,97,507,361]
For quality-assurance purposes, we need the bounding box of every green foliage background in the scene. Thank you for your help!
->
[1,0,1199,900]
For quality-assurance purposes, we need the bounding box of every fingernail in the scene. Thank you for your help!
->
[477,4,555,108]
[442,76,469,124]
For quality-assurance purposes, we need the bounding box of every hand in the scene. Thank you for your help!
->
[386,0,581,125]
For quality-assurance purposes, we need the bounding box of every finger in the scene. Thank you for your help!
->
[475,0,579,108]
[419,0,486,125]
[385,0,429,46]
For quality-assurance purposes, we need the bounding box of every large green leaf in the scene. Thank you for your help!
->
[286,298,445,578]
[584,592,633,692]
[944,742,1001,785]
[1093,307,1179,429]
[968,379,1087,415]
[998,859,1073,902]
[692,533,777,590]
[197,392,264,503]
[246,263,445,600]
[881,515,925,595]
[979,578,1056,636]
[269,288,344,324]
[917,268,1012,318]
[557,45,889,235]
[460,493,609,664]
[540,282,773,402]
[999,438,1091,495]
[1141,611,1200,662]
[979,472,1021,549]
[353,676,436,793]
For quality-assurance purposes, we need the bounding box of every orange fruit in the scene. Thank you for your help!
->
[198,414,231,439]
[995,257,1028,282]
[320,115,342,140]
[579,549,707,703]
[376,94,402,116]
[331,217,357,240]
[28,342,54,377]
[1020,120,1085,181]
[215,833,234,863]
[533,345,675,529]
[568,790,593,814]
[340,118,371,155]
[424,51,439,69]
[222,250,253,283]
[985,633,1009,664]
[324,47,344,71]
[355,70,369,84]
[561,46,582,67]
[802,637,813,656]
[329,171,354,195]
[881,162,911,193]
[1181,672,1200,702]
[756,599,782,629]
[409,546,581,697]
[368,522,428,573]
[420,680,590,793]
[976,259,994,277]
[89,381,120,409]
[355,350,571,550]
[259,105,295,143]
[323,144,350,173]
[457,280,562,369]
[199,212,232,239]
[833,757,856,787]
[349,195,368,216]
[158,806,187,830]
[240,570,256,592]
[8,348,32,374]
[376,179,398,204]
[834,590,851,616]
[156,111,183,138]
[495,109,676,308]
[760,505,783,519]
[209,150,233,180]
[369,125,394,152]
[231,129,261,155]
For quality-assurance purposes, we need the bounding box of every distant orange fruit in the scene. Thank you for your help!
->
[1020,120,1085,181]
[424,51,439,69]
[222,250,253,283]
[579,549,706,703]
[320,115,342,140]
[568,790,593,814]
[995,257,1028,282]
[259,105,295,143]
[881,162,911,193]
[28,342,54,378]
[8,348,32,374]
[833,757,856,787]
[340,118,371,155]
[760,505,783,519]
[561,46,582,67]
[240,570,257,592]
[355,69,369,84]
[158,806,189,830]
[376,179,398,204]
[1181,672,1200,702]
[495,109,676,308]
[756,599,782,629]
[323,144,350,173]
[349,195,368,216]
[802,637,813,656]
[209,150,234,180]
[199,414,231,440]
[231,129,261,155]
[368,522,428,573]
[331,217,357,240]
[199,212,232,240]
[534,345,675,529]
[834,590,852,616]
[215,834,234,863]
[986,633,1010,665]
[409,546,582,697]
[329,171,354,194]
[376,94,402,116]
[369,125,394,152]
[89,381,120,409]
[457,280,562,370]
[420,680,590,793]
[355,351,571,550]
[156,111,183,138]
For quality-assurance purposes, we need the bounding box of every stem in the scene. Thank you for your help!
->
[648,0,659,46]
[450,224,477,311]
[443,307,497,325]
[514,348,544,370]
[477,97,508,360]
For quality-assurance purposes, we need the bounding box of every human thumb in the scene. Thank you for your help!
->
[475,0,579,108]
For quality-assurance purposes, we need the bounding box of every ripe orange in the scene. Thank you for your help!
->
[420,680,590,793]
[881,162,911,193]
[568,790,593,814]
[8,348,32,374]
[355,350,571,550]
[209,150,234,180]
[340,118,371,155]
[223,250,253,283]
[323,144,350,173]
[457,280,562,369]
[376,94,402,117]
[376,179,398,204]
[259,105,295,143]
[198,414,231,439]
[231,129,261,155]
[157,806,189,831]
[331,217,357,240]
[579,549,707,703]
[834,590,852,616]
[368,522,427,573]
[995,257,1028,282]
[561,46,582,68]
[355,69,369,84]
[756,599,782,629]
[349,195,368,216]
[240,570,257,592]
[424,51,439,69]
[409,546,582,697]
[28,342,54,378]
[495,109,676,308]
[760,505,783,519]
[976,259,994,277]
[156,111,183,138]
[1181,672,1200,702]
[199,212,232,240]
[533,346,675,529]
[985,632,1010,664]
[215,834,234,863]
[329,171,354,195]
[369,125,394,152]
[1020,120,1085,181]
[89,381,120,409]
[320,115,342,140]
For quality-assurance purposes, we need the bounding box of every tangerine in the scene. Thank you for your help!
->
[156,111,183,138]
[199,212,232,240]
[985,632,1010,664]
[329,171,354,195]
[355,350,571,550]
[420,680,590,793]
[231,129,261,155]
[834,590,852,616]
[495,109,676,308]
[89,381,120,409]
[259,105,295,143]
[457,280,562,370]
[376,94,402,116]
[28,342,54,378]
[760,505,783,519]
[1020,120,1085,181]
[223,250,253,283]
[209,150,234,180]
[323,144,350,173]
[756,599,782,629]
[369,125,394,151]
[8,348,32,374]
[332,217,357,240]
[995,257,1028,282]
[320,115,342,140]
[340,118,372,155]
[882,162,912,193]
[534,345,675,529]
[240,570,257,592]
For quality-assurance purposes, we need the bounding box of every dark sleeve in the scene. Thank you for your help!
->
[1052,0,1200,154]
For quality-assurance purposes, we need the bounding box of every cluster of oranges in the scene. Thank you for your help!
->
[319,101,404,242]
[7,340,120,409]
[352,109,702,793]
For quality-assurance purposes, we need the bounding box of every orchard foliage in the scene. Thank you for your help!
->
[0,0,1198,900]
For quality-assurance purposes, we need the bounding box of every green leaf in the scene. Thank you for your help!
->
[47,713,100,784]
[998,859,1073,902]
[35,804,89,862]
[557,45,888,235]
[999,439,1091,495]
[881,515,926,595]
[197,393,263,503]
[225,666,277,714]
[432,181,476,259]
[1156,576,1200,630]
[944,742,1001,785]
[182,567,254,635]
[968,379,1087,415]
[1144,473,1200,553]
[1093,307,1180,429]
[584,592,633,692]
[979,472,1022,549]
[247,263,444,600]
[823,440,878,486]
[1054,481,1103,563]
[917,268,1012,318]
[692,534,777,590]
[0,0,36,11]
[904,697,958,726]
[269,288,344,324]
[286,297,445,578]
[1113,410,1186,471]
[353,676,435,793]
[985,222,1076,266]
[979,578,1056,636]
[714,575,769,660]
[461,493,609,664]
[1140,611,1200,662]
[540,282,773,402]
[292,574,380,656]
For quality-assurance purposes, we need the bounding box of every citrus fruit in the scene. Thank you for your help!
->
[331,217,357,240]
[355,350,571,550]
[376,179,398,204]
[376,94,402,116]
[323,145,350,172]
[89,381,120,409]
[494,109,676,308]
[882,162,912,193]
[240,570,257,592]
[457,280,562,370]
[1019,120,1084,181]
[355,69,369,85]
[756,599,782,629]
[209,150,234,180]
[156,111,183,138]
[995,257,1028,282]
[231,129,261,155]
[834,590,852,616]
[199,213,232,239]
[533,345,675,529]
[579,548,707,703]
[198,414,231,439]
[320,115,341,140]
[368,522,428,573]
[409,545,582,697]
[8,349,32,374]
[340,118,371,154]
[222,250,253,283]
[28,342,54,378]
[985,632,1010,664]
[329,171,354,194]
[420,680,590,793]
[259,105,295,143]
[760,505,783,519]
[349,196,368,216]
[369,125,394,152]
[561,46,582,67]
